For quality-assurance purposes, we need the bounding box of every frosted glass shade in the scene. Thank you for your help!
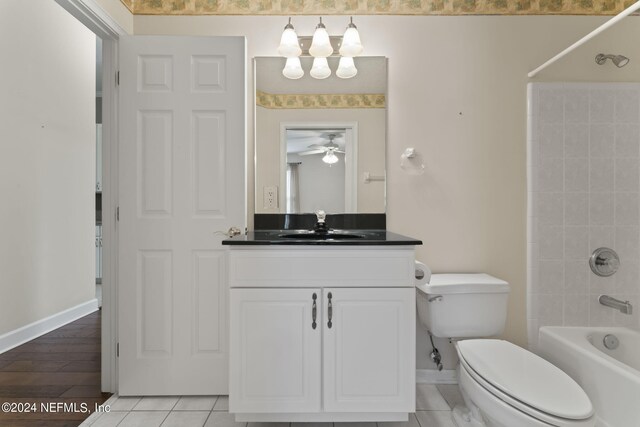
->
[277,27,302,57]
[339,26,363,57]
[336,56,358,79]
[323,151,339,164]
[282,57,304,79]
[310,57,331,79]
[309,25,333,58]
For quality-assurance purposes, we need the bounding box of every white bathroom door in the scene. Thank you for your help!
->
[118,35,245,395]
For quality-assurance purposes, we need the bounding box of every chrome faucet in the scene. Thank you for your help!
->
[313,210,329,233]
[599,295,633,315]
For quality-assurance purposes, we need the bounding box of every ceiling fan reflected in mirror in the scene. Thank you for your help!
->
[298,133,345,164]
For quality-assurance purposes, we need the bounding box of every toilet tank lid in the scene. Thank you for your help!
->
[417,273,509,295]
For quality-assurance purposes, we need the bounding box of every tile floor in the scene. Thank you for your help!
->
[81,384,463,427]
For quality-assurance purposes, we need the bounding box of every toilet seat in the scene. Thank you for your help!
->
[456,340,594,426]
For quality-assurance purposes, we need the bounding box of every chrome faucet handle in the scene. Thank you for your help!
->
[315,210,326,223]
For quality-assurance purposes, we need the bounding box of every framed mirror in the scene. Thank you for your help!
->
[254,56,387,214]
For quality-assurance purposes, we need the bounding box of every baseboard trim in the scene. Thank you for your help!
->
[0,299,99,354]
[416,368,458,384]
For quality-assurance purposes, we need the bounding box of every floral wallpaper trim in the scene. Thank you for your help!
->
[256,90,386,109]
[124,0,632,15]
[120,0,134,12]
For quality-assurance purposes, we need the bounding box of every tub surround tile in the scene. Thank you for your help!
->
[589,158,614,192]
[614,124,640,158]
[590,90,616,123]
[564,123,589,158]
[563,294,588,326]
[564,161,588,193]
[614,159,639,192]
[564,193,588,225]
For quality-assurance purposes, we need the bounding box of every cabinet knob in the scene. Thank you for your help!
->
[327,292,333,329]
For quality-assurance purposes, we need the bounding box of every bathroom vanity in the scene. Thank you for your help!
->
[223,230,421,422]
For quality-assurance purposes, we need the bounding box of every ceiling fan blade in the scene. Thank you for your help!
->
[335,150,345,154]
[308,144,329,150]
[298,149,326,156]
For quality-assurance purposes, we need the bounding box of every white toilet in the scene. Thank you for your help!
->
[416,273,595,427]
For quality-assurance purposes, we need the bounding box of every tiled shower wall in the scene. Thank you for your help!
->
[528,83,640,350]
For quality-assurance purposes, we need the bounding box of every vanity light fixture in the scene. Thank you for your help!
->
[339,17,363,57]
[277,18,302,57]
[309,18,333,58]
[278,17,363,80]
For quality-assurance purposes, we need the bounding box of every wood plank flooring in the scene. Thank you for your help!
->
[0,311,110,427]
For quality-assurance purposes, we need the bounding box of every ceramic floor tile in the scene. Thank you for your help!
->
[133,396,179,411]
[415,411,456,427]
[378,412,420,427]
[213,395,229,411]
[204,411,247,427]
[161,410,210,427]
[119,410,170,427]
[87,411,128,427]
[435,384,465,410]
[335,423,374,427]
[108,396,142,411]
[247,423,289,427]
[174,396,218,411]
[292,423,333,427]
[416,384,450,411]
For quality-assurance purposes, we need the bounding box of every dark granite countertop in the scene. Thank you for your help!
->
[222,230,422,246]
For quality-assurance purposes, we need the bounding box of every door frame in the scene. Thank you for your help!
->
[54,0,126,393]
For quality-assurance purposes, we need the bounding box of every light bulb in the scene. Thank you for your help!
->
[323,151,339,164]
[310,57,331,79]
[282,57,304,79]
[339,17,363,57]
[277,18,302,57]
[309,18,333,58]
[336,56,358,79]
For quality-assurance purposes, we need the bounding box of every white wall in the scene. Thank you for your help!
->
[133,14,640,368]
[0,0,96,336]
[528,83,640,350]
[288,153,346,213]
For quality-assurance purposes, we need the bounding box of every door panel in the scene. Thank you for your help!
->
[119,35,245,395]
[230,289,322,413]
[323,288,415,413]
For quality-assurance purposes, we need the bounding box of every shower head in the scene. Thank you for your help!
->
[596,53,630,68]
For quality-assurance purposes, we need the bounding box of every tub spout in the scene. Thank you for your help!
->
[599,295,633,315]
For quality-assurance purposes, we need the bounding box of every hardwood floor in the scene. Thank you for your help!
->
[0,311,110,426]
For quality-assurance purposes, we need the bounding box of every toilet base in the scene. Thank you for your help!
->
[452,404,486,427]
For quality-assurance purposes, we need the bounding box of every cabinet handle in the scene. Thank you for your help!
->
[312,293,317,330]
[327,292,333,329]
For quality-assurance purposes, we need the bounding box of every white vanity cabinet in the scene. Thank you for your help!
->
[228,246,416,422]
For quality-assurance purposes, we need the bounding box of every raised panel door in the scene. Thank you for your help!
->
[230,288,322,413]
[323,287,415,413]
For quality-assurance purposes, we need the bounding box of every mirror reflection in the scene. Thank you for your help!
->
[254,56,387,214]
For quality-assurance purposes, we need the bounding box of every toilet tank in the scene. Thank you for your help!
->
[416,273,509,338]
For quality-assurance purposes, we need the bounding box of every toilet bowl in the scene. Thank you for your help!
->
[416,273,595,427]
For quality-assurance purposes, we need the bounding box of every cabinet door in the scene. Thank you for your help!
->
[230,288,322,413]
[323,288,415,413]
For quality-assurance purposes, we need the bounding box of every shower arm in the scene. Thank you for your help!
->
[528,0,640,78]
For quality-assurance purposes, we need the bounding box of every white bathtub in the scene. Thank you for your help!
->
[539,327,640,427]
